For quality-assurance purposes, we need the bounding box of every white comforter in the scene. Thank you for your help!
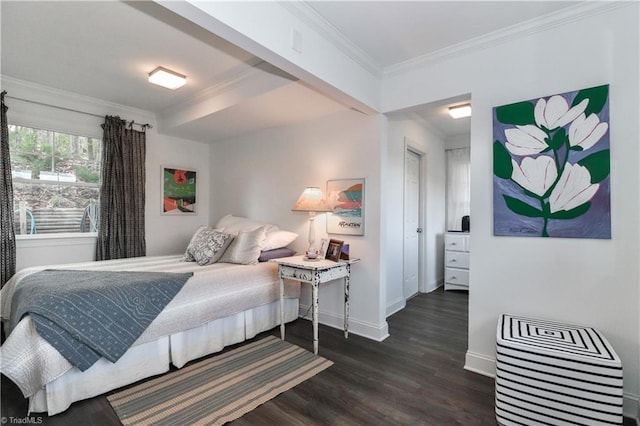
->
[0,255,300,397]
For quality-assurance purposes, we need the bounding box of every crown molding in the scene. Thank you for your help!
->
[0,75,155,121]
[279,1,629,81]
[280,1,383,78]
[384,1,630,78]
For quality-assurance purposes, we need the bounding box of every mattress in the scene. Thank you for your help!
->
[0,255,300,398]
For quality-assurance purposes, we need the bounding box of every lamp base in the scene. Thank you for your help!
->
[304,250,319,260]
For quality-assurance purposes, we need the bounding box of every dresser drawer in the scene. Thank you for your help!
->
[445,251,469,269]
[444,233,469,252]
[445,267,469,286]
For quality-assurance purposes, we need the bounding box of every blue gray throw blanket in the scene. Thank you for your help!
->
[10,269,193,371]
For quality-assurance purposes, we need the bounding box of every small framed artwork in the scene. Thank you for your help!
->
[326,178,365,235]
[325,239,344,262]
[161,166,197,215]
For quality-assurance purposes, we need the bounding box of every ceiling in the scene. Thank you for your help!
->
[1,1,580,141]
[307,1,577,69]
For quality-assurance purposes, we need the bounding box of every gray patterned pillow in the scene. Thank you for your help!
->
[183,226,235,266]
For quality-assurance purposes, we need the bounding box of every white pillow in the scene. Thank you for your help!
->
[215,215,297,250]
[215,215,274,234]
[219,226,268,265]
[183,226,234,265]
[262,229,298,251]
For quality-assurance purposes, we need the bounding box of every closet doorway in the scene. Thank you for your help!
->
[403,147,424,299]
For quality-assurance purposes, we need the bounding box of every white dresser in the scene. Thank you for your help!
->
[444,232,470,291]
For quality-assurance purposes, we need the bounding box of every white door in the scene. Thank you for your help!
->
[404,149,421,299]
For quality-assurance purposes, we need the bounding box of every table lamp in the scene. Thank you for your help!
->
[292,187,332,259]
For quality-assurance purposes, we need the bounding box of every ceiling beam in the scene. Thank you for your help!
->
[156,61,296,133]
[155,0,380,115]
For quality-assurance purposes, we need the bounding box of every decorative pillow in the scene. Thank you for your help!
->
[219,226,268,265]
[182,226,234,266]
[258,247,296,262]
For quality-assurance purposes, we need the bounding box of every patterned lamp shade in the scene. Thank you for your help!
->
[291,187,332,212]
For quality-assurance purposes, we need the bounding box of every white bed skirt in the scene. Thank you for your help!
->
[29,298,299,415]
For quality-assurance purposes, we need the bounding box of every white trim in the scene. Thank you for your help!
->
[2,76,155,141]
[464,350,496,378]
[383,2,629,77]
[1,76,154,122]
[276,2,628,81]
[280,1,382,78]
[386,298,406,317]
[424,279,443,294]
[280,2,628,79]
[404,141,429,297]
[298,303,390,342]
[16,233,97,248]
[623,394,640,424]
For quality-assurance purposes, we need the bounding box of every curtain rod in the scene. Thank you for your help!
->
[4,94,153,130]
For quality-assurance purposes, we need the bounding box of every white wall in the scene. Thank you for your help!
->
[445,133,470,150]
[386,119,446,315]
[209,109,389,341]
[145,131,210,256]
[382,4,640,417]
[2,77,211,269]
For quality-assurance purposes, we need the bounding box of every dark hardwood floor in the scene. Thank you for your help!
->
[2,289,636,425]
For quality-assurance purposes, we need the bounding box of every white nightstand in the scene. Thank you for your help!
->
[270,255,359,354]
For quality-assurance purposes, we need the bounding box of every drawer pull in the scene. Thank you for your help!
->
[450,276,456,280]
[450,259,456,263]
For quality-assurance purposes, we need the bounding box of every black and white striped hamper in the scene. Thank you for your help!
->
[496,314,623,425]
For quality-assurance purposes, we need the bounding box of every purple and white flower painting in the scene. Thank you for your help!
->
[493,85,610,238]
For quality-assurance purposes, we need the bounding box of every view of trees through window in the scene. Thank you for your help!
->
[9,125,102,235]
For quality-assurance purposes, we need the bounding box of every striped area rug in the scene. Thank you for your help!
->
[107,336,333,426]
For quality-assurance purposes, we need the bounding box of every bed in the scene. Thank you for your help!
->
[0,216,301,415]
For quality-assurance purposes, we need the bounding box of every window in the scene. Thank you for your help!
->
[9,125,102,235]
[445,147,470,231]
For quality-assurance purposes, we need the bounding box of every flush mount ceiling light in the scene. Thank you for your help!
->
[448,103,472,119]
[148,66,186,90]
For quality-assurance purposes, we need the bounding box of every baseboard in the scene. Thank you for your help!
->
[465,350,640,422]
[298,304,389,342]
[386,298,405,317]
[422,278,443,294]
[464,351,496,378]
[623,393,639,425]
[424,279,443,293]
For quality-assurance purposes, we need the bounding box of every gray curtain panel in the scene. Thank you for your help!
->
[1,91,16,286]
[96,116,146,260]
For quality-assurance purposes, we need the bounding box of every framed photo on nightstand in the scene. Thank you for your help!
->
[325,239,344,262]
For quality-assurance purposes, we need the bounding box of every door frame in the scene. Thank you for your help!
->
[403,138,427,298]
